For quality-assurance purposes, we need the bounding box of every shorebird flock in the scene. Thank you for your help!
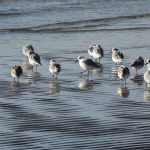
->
[10,44,150,87]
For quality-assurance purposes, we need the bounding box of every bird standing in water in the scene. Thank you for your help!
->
[131,56,144,74]
[111,48,124,65]
[144,59,150,86]
[118,65,130,84]
[49,59,61,79]
[22,44,34,57]
[11,66,23,83]
[76,56,100,76]
[88,44,104,63]
[28,51,41,72]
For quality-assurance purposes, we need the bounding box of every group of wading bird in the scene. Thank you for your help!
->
[10,44,150,86]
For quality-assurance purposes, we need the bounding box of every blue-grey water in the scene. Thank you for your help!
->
[0,0,150,149]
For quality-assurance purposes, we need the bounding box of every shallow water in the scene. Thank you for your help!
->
[1,0,150,149]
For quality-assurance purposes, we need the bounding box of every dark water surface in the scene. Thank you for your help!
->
[0,0,150,149]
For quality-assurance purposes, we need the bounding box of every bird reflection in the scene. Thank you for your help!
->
[90,65,103,75]
[131,74,144,85]
[144,87,150,101]
[111,66,118,79]
[78,79,94,90]
[48,79,60,93]
[10,82,27,93]
[26,72,41,84]
[117,85,130,98]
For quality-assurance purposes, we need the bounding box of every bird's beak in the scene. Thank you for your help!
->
[109,51,112,54]
[75,60,78,62]
[145,63,148,65]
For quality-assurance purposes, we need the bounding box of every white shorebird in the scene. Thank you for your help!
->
[144,59,150,85]
[131,56,144,74]
[75,56,100,76]
[88,46,93,58]
[49,59,61,79]
[11,66,23,83]
[118,65,130,84]
[111,48,124,65]
[145,59,150,71]
[88,44,104,63]
[28,51,41,72]
[22,44,34,57]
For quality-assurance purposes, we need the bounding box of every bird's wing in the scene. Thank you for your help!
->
[16,66,23,76]
[33,53,41,65]
[123,67,130,77]
[55,64,61,72]
[131,59,144,67]
[117,52,124,59]
[84,59,99,68]
[98,47,104,56]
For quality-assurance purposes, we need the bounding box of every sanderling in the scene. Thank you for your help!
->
[88,44,104,63]
[75,56,100,76]
[144,71,150,85]
[111,48,124,65]
[145,59,150,71]
[144,59,150,85]
[28,51,41,72]
[11,66,23,83]
[118,65,130,84]
[88,46,94,58]
[49,59,61,79]
[22,44,34,57]
[131,56,144,73]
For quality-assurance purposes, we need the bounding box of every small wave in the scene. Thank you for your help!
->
[34,13,150,27]
[0,26,150,33]
[111,13,150,20]
[0,12,21,17]
[0,13,150,33]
